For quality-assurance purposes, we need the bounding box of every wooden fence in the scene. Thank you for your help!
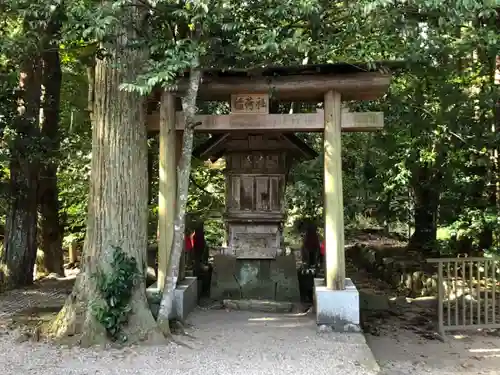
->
[427,257,500,337]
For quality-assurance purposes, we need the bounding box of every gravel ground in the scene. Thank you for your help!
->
[1,306,500,375]
[0,308,380,375]
[2,264,500,375]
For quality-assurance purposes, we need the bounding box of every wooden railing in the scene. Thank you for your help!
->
[427,257,500,337]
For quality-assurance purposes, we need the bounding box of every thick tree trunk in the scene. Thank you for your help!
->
[48,3,163,346]
[157,67,201,333]
[408,173,440,256]
[0,57,41,290]
[39,13,65,276]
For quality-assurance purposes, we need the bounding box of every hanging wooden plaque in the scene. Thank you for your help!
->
[230,93,269,114]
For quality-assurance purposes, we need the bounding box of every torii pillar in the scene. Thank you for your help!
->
[157,92,176,291]
[314,89,359,332]
[323,90,345,291]
[157,92,183,291]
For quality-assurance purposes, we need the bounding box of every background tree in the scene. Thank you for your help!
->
[0,3,44,289]
[39,3,65,276]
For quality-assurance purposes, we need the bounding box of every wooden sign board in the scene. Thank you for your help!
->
[230,93,269,114]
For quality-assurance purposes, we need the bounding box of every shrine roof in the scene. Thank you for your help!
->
[156,60,404,102]
[198,60,404,79]
[193,133,318,163]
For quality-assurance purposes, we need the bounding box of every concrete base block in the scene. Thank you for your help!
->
[313,277,360,332]
[147,276,198,321]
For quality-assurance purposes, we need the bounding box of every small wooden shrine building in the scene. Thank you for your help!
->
[193,131,318,302]
[147,62,393,328]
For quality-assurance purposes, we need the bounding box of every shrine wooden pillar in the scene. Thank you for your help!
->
[323,90,346,290]
[157,91,177,291]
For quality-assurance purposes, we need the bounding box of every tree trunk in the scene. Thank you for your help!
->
[157,66,201,333]
[0,55,41,290]
[475,12,499,253]
[39,11,65,276]
[408,173,440,256]
[147,139,155,205]
[48,3,163,346]
[482,10,500,251]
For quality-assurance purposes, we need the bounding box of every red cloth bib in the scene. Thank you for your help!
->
[185,234,193,252]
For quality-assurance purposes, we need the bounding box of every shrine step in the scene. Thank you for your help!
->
[223,299,295,313]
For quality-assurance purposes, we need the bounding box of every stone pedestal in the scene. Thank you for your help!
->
[210,254,301,302]
[313,277,360,332]
[147,276,198,321]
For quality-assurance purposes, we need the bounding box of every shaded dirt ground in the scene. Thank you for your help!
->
[355,263,500,374]
[345,231,500,375]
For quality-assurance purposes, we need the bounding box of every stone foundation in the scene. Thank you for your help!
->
[313,278,360,332]
[210,254,301,302]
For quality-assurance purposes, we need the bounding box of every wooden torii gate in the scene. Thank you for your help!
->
[148,63,392,326]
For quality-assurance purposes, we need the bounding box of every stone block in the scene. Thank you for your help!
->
[146,276,198,321]
[358,290,390,311]
[175,276,198,320]
[223,299,294,313]
[210,255,241,300]
[403,272,413,290]
[241,281,276,300]
[314,278,360,332]
[423,275,439,295]
[409,296,438,308]
[271,255,301,302]
[236,259,274,300]
[210,254,301,302]
[391,271,403,289]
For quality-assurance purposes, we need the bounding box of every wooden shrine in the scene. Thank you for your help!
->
[194,131,317,259]
[148,63,393,307]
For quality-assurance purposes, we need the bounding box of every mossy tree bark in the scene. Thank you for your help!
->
[48,3,164,346]
[157,66,201,334]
